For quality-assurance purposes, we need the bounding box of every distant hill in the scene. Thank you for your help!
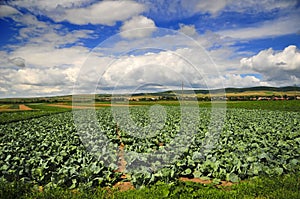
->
[223,86,300,93]
[0,86,299,103]
[132,86,300,96]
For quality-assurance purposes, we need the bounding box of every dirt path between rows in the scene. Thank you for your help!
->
[113,123,135,191]
[112,123,234,191]
[179,177,234,187]
[116,124,127,174]
[19,104,32,110]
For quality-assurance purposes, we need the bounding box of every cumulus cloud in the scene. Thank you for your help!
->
[222,74,268,87]
[73,44,230,94]
[9,1,145,26]
[241,45,300,83]
[0,67,66,97]
[120,16,157,39]
[50,1,145,25]
[10,0,88,11]
[10,45,89,68]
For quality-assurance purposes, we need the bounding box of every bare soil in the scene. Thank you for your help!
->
[112,123,135,191]
[179,177,234,187]
[19,104,32,110]
[113,181,135,191]
[115,123,127,174]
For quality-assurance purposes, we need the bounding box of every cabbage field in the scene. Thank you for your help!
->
[0,104,299,190]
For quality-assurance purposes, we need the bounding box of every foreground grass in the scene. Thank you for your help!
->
[1,173,299,199]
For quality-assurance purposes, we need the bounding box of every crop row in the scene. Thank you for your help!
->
[0,106,299,188]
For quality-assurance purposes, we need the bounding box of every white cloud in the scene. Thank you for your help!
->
[0,8,95,49]
[11,0,88,11]
[2,38,295,97]
[137,0,230,20]
[120,16,156,39]
[0,24,95,97]
[9,45,89,68]
[190,0,298,16]
[217,16,300,40]
[0,11,81,45]
[0,47,90,97]
[178,24,197,37]
[241,45,300,83]
[223,74,268,88]
[188,0,230,16]
[9,0,145,26]
[139,0,298,21]
[8,68,66,86]
[0,5,21,17]
[26,29,95,47]
[50,1,145,25]
[74,45,230,94]
[0,9,99,97]
[226,0,298,13]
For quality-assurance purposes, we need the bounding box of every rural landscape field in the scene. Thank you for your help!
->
[0,87,300,198]
[1,0,300,198]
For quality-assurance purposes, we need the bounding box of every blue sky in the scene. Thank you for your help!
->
[0,0,299,97]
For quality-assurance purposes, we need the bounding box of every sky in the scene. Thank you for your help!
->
[0,0,300,98]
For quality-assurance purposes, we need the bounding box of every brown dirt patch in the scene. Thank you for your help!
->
[179,177,212,185]
[219,181,234,187]
[19,104,32,110]
[113,181,134,192]
[116,123,127,174]
[111,123,135,192]
[179,177,234,187]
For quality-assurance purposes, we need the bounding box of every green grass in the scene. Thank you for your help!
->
[9,104,19,109]
[0,103,71,124]
[26,103,71,111]
[1,172,299,199]
[225,100,300,112]
[127,100,300,112]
